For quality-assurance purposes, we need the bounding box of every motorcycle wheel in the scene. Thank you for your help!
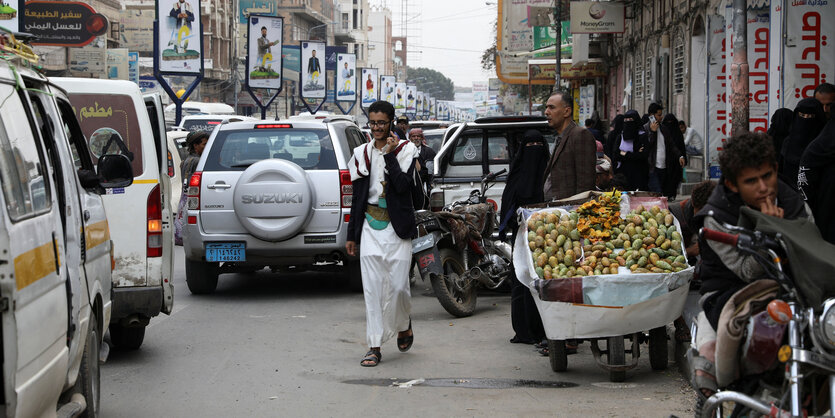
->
[430,248,476,318]
[648,326,669,371]
[607,336,626,382]
[548,339,568,372]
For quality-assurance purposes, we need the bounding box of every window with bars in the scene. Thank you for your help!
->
[645,52,654,100]
[634,51,644,101]
[673,36,686,94]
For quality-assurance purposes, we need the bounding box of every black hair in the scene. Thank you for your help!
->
[368,100,395,122]
[648,102,663,115]
[678,120,687,126]
[261,26,267,31]
[186,130,210,153]
[549,89,573,109]
[584,119,594,127]
[718,132,777,185]
[814,82,835,95]
[690,180,716,210]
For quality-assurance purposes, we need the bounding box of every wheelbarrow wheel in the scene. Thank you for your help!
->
[607,336,626,382]
[648,326,669,371]
[548,339,567,372]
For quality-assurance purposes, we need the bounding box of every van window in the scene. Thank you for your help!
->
[204,128,338,171]
[56,98,95,172]
[66,93,144,177]
[450,134,482,166]
[0,84,52,221]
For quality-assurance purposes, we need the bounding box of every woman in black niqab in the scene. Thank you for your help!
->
[501,129,548,346]
[767,108,793,169]
[606,114,624,159]
[611,110,650,191]
[781,98,827,187]
[660,113,687,199]
[799,117,835,243]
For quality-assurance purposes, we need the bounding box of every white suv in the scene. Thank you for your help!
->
[183,118,369,293]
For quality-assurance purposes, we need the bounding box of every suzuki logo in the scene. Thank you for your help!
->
[241,193,304,204]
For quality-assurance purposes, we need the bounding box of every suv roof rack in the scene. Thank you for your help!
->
[0,28,39,66]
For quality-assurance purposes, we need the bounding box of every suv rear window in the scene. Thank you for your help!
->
[204,128,338,171]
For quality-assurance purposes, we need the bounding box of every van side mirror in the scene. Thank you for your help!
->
[98,154,134,188]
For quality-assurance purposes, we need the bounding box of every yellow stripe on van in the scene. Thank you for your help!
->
[132,179,159,184]
[14,240,58,290]
[85,220,110,250]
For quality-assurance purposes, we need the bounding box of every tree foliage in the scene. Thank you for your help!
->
[406,66,455,100]
[481,18,498,72]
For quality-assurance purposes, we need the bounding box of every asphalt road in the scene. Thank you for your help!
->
[100,248,696,417]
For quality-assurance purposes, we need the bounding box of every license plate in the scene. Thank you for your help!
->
[411,234,435,254]
[205,243,245,262]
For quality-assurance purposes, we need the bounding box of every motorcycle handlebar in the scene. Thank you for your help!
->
[700,227,739,247]
[484,169,507,182]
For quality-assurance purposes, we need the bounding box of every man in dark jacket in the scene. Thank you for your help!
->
[694,132,811,330]
[543,90,597,200]
[409,128,435,208]
[346,100,418,367]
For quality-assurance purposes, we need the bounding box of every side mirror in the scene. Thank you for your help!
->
[98,154,134,189]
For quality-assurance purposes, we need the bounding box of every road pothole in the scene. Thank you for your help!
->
[343,378,578,389]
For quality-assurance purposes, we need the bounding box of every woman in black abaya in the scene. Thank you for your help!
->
[499,129,549,345]
[767,108,793,171]
[781,98,827,188]
[799,118,835,243]
[660,113,687,200]
[606,114,624,159]
[611,110,650,191]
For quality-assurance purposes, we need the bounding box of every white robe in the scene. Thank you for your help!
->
[348,140,417,347]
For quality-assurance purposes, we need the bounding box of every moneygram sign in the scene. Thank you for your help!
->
[569,2,624,34]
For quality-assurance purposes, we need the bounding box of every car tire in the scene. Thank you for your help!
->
[346,260,363,293]
[185,259,219,294]
[110,324,145,350]
[79,314,100,418]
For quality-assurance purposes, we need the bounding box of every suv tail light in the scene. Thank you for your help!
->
[187,172,202,225]
[339,170,352,211]
[255,124,292,129]
[147,184,163,257]
[430,191,444,212]
[167,150,175,177]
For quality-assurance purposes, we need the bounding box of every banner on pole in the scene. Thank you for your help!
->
[157,0,202,73]
[361,68,379,107]
[406,85,417,113]
[394,82,406,109]
[247,15,283,90]
[300,40,326,99]
[336,53,357,102]
[380,75,395,104]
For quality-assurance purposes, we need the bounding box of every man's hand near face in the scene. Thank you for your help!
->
[760,198,784,218]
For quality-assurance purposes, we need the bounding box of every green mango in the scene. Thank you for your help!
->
[637,256,648,267]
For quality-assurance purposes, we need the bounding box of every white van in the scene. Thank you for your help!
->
[164,101,235,127]
[55,78,175,350]
[0,36,129,417]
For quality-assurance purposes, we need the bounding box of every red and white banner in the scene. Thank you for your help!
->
[707,15,728,178]
[782,1,834,110]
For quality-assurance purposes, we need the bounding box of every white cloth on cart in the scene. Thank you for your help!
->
[360,218,412,347]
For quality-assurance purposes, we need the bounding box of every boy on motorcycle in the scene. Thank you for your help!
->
[690,132,813,397]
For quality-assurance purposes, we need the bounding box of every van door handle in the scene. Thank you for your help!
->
[207,183,231,190]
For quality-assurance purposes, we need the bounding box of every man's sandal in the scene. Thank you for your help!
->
[687,349,718,400]
[397,320,414,352]
[361,349,381,367]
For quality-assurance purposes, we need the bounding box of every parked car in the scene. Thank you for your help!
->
[409,120,452,130]
[430,116,554,212]
[183,118,369,293]
[0,36,130,416]
[173,114,257,132]
[55,78,175,350]
[163,101,236,127]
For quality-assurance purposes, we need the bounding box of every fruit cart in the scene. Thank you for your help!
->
[513,192,693,382]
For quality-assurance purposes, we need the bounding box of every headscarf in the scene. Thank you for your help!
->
[408,128,426,146]
[767,108,794,156]
[185,130,210,154]
[498,129,548,240]
[801,118,835,169]
[661,113,684,148]
[622,110,641,142]
[782,98,827,166]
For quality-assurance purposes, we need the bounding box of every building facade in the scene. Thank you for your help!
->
[367,5,393,75]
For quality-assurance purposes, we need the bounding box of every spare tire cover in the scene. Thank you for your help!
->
[233,159,314,241]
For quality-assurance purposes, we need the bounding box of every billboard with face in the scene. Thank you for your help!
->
[406,85,417,113]
[300,41,326,99]
[380,75,395,104]
[394,82,406,109]
[335,53,357,102]
[361,68,379,108]
[158,0,202,73]
[247,15,283,90]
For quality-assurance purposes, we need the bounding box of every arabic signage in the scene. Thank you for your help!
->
[68,46,105,75]
[246,15,283,90]
[473,81,488,107]
[782,0,834,111]
[24,1,108,47]
[119,9,154,52]
[528,61,607,84]
[106,48,129,80]
[361,68,378,108]
[569,2,624,34]
[69,93,143,176]
[156,0,202,73]
[380,75,395,104]
[707,15,727,178]
[498,0,556,84]
[300,41,326,99]
[128,52,139,85]
[238,0,275,24]
[335,53,356,102]
[0,0,22,32]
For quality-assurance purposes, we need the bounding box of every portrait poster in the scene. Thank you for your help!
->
[361,68,378,107]
[300,40,326,99]
[335,53,357,102]
[246,15,283,90]
[406,85,417,113]
[417,92,426,116]
[157,0,202,73]
[429,97,436,118]
[394,82,406,109]
[380,75,395,104]
[0,0,21,32]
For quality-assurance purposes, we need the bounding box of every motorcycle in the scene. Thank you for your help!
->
[411,169,512,317]
[691,207,835,418]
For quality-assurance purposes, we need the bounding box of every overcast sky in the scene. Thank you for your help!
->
[383,0,496,87]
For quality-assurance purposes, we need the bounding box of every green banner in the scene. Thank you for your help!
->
[532,24,572,57]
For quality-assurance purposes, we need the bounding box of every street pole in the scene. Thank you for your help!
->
[730,0,749,135]
[554,0,561,90]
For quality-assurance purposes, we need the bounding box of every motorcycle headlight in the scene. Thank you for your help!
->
[819,298,835,350]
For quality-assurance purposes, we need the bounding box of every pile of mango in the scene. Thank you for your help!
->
[526,202,688,280]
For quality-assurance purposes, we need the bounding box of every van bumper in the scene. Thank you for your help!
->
[111,286,162,321]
